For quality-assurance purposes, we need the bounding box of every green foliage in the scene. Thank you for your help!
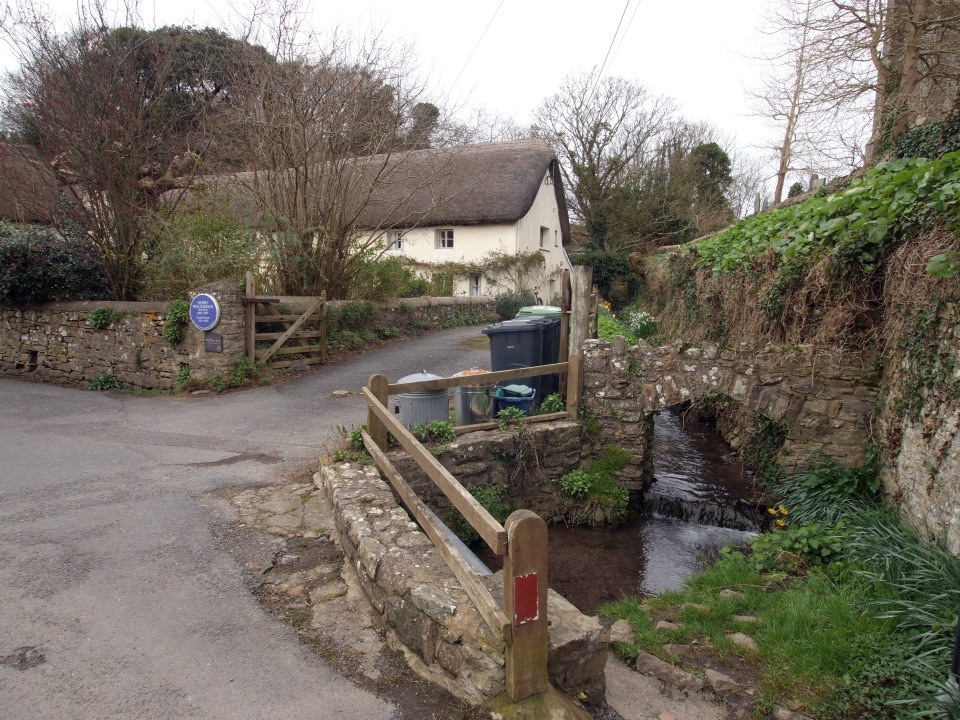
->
[175,364,190,386]
[448,484,510,544]
[596,310,639,344]
[0,223,109,304]
[895,115,960,160]
[496,406,526,430]
[334,301,374,332]
[621,307,658,339]
[741,415,787,482]
[892,298,960,422]
[746,521,848,573]
[228,356,253,387]
[568,250,637,303]
[143,201,257,300]
[349,255,429,300]
[88,307,114,330]
[537,392,565,413]
[412,420,456,444]
[557,444,632,525]
[787,181,805,199]
[694,153,960,285]
[376,325,399,339]
[163,299,190,344]
[88,373,121,390]
[558,469,593,499]
[494,290,537,320]
[771,453,881,524]
[926,251,958,278]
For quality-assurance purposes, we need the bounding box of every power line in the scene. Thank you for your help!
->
[609,0,643,73]
[450,0,506,91]
[590,0,632,97]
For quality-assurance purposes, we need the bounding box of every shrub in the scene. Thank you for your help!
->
[349,255,429,300]
[538,392,565,413]
[88,307,114,330]
[336,301,374,332]
[163,299,190,344]
[88,373,121,391]
[559,469,593,499]
[494,290,536,320]
[412,420,456,444]
[895,115,960,160]
[621,308,658,340]
[0,223,109,304]
[228,356,253,387]
[142,201,256,300]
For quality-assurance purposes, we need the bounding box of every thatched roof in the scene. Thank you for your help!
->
[176,139,571,243]
[0,144,62,224]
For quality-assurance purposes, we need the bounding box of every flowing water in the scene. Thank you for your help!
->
[544,407,761,614]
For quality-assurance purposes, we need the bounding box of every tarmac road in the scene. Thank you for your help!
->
[0,326,489,719]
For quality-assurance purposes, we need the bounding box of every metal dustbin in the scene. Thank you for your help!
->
[395,371,448,430]
[451,368,493,426]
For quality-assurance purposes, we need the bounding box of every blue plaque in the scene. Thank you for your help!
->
[189,293,221,332]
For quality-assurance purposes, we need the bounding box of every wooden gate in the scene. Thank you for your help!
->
[244,271,327,369]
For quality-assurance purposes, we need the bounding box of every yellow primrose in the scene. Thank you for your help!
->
[775,519,786,527]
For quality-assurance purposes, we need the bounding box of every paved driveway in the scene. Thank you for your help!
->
[0,326,489,719]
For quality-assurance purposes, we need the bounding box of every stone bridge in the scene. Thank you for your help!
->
[581,337,881,475]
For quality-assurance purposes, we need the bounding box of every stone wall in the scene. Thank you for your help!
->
[0,279,245,389]
[0,289,496,390]
[388,420,583,521]
[317,461,607,706]
[582,337,881,474]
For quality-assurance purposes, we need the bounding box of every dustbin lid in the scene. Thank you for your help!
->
[516,305,562,317]
[496,384,534,397]
[396,371,446,396]
[483,319,547,335]
[452,368,494,385]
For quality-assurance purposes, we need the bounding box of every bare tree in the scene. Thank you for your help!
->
[0,1,255,298]
[219,23,448,298]
[532,70,676,249]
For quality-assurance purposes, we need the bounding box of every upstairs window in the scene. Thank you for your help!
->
[540,226,549,248]
[387,231,404,250]
[436,229,454,249]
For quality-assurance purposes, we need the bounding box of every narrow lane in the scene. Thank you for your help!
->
[0,326,489,719]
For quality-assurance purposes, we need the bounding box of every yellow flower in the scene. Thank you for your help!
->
[781,507,789,515]
[775,519,786,527]
[768,508,777,515]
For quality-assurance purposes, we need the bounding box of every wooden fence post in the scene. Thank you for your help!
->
[559,269,571,396]
[319,292,327,364]
[245,271,255,364]
[503,509,549,702]
[367,374,389,449]
[570,265,593,359]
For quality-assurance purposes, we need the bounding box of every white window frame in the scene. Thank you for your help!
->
[539,226,549,249]
[469,274,481,297]
[435,229,454,249]
[387,230,405,250]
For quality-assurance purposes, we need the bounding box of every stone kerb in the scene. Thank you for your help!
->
[317,461,607,706]
[582,338,880,473]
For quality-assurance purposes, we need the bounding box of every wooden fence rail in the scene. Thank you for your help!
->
[360,357,581,702]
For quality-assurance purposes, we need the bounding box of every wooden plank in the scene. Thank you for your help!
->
[245,272,255,364]
[362,387,507,556]
[319,299,327,363]
[566,354,581,421]
[264,356,326,369]
[254,314,306,323]
[386,362,568,394]
[258,296,325,364]
[367,375,389,450]
[453,412,569,435]
[362,432,512,643]
[255,330,326,341]
[503,510,550,701]
[271,343,325,356]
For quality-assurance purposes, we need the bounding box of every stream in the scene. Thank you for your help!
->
[546,407,761,614]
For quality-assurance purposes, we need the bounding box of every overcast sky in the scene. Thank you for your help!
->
[1,0,777,175]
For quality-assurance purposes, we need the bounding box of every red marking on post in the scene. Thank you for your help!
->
[513,572,539,625]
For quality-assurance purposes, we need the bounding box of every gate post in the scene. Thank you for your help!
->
[245,271,255,363]
[504,509,550,701]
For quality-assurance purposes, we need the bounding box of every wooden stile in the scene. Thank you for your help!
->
[366,374,389,450]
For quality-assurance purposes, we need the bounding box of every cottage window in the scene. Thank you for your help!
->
[469,274,481,297]
[436,229,454,249]
[540,226,549,249]
[388,231,405,250]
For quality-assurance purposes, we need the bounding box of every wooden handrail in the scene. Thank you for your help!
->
[363,386,508,555]
[362,431,512,643]
[386,362,567,394]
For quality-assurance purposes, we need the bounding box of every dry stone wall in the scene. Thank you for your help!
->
[317,461,607,705]
[582,337,881,474]
[0,289,495,390]
[0,279,244,389]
